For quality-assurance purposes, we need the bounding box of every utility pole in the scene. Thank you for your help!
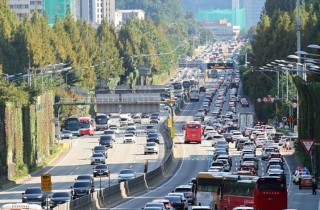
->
[296,0,302,126]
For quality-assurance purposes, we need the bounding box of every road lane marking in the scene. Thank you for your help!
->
[69,172,73,175]
[75,167,79,170]
[129,165,132,168]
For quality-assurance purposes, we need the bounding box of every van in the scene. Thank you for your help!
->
[133,115,141,124]
[119,114,129,127]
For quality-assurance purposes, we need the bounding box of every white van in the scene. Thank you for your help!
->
[119,114,130,127]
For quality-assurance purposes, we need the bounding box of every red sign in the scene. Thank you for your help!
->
[300,139,316,154]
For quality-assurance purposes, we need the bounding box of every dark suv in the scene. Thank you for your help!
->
[70,180,94,199]
[22,187,45,206]
[99,135,113,148]
[92,145,107,156]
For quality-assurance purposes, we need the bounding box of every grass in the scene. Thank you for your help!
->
[1,144,63,185]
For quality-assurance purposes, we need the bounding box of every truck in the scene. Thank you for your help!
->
[238,112,254,133]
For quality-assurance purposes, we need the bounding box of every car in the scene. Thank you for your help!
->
[108,125,119,135]
[123,133,136,143]
[147,133,160,144]
[141,112,150,118]
[133,115,142,124]
[216,155,232,167]
[236,139,247,151]
[267,169,286,180]
[150,116,159,124]
[92,145,107,157]
[215,140,229,152]
[103,130,116,141]
[299,174,313,189]
[269,152,283,160]
[61,130,73,140]
[173,185,195,204]
[22,187,45,206]
[222,133,233,143]
[216,159,231,172]
[118,169,136,183]
[90,153,106,165]
[93,164,109,177]
[213,150,228,161]
[167,193,188,210]
[240,154,259,170]
[165,196,186,210]
[293,167,311,184]
[208,166,224,172]
[145,125,157,134]
[266,160,284,172]
[152,199,173,209]
[75,174,94,185]
[125,126,137,135]
[144,142,159,155]
[99,135,114,148]
[261,147,275,160]
[70,180,94,199]
[271,132,284,143]
[143,202,168,210]
[49,191,72,208]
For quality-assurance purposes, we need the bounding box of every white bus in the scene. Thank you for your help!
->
[1,203,43,210]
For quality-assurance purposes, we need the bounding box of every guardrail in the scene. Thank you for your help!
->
[53,116,174,210]
[58,97,162,104]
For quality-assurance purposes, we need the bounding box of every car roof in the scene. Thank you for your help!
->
[176,185,192,189]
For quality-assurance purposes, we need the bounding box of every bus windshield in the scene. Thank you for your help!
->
[173,83,182,90]
[182,81,191,88]
[198,178,222,192]
[95,115,108,125]
[257,178,286,191]
[64,118,79,131]
[79,121,90,129]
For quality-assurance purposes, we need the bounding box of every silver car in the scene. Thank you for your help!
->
[109,125,119,135]
[144,142,159,155]
[90,153,105,165]
[61,130,73,140]
[118,169,136,183]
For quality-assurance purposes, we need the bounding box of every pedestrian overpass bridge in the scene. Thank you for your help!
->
[56,93,163,113]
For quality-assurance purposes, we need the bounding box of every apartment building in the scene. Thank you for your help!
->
[7,0,43,19]
[78,0,115,25]
[115,9,145,27]
[242,0,266,29]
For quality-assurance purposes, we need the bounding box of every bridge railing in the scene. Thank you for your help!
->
[59,96,162,104]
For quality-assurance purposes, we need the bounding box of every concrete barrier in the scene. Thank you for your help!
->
[125,174,147,196]
[97,184,123,207]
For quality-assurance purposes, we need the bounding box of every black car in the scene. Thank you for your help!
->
[150,116,159,124]
[50,191,72,208]
[22,187,45,206]
[93,164,109,177]
[70,180,94,199]
[99,135,113,148]
[165,196,185,210]
[147,133,160,144]
[75,174,94,185]
[92,146,107,156]
[151,113,160,120]
[141,113,150,118]
[222,133,233,143]
[199,86,206,93]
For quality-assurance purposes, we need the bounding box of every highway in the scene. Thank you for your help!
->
[0,115,168,206]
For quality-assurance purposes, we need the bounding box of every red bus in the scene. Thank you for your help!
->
[184,121,202,144]
[253,176,287,210]
[63,117,95,137]
[219,175,258,210]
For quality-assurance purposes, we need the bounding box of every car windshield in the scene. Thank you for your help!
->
[146,126,155,129]
[165,196,181,202]
[146,142,156,147]
[52,192,70,198]
[127,127,135,131]
[94,146,105,151]
[77,175,91,180]
[104,131,114,134]
[95,165,108,169]
[175,187,191,192]
[100,136,112,140]
[148,134,158,138]
[74,182,90,188]
[63,131,71,134]
[25,188,41,194]
[92,153,104,157]
[120,169,134,174]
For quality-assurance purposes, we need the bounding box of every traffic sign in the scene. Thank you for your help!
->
[270,97,275,103]
[263,97,267,102]
[41,174,52,191]
[300,139,316,154]
[257,98,261,103]
[292,102,297,108]
[282,116,287,122]
[288,115,295,123]
[171,127,175,138]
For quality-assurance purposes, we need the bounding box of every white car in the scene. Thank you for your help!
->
[109,125,119,135]
[123,133,136,143]
[265,126,276,135]
[144,142,159,155]
[232,132,243,142]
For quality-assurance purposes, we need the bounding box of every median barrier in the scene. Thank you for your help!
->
[145,166,163,187]
[126,174,147,196]
[69,191,99,210]
[97,184,123,207]
[161,152,173,175]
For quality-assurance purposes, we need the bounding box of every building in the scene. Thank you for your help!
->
[7,0,43,19]
[241,0,266,29]
[199,19,239,41]
[78,0,115,26]
[232,0,240,26]
[115,9,145,27]
[43,0,77,25]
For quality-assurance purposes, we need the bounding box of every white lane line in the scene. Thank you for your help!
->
[129,165,132,168]
[2,138,80,192]
[69,172,73,175]
[75,167,79,170]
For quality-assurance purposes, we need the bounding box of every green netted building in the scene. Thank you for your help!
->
[195,9,246,30]
[43,0,77,25]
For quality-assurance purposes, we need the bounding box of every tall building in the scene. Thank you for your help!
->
[7,0,43,19]
[232,0,240,26]
[242,0,266,29]
[78,0,115,26]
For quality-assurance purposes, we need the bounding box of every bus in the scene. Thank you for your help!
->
[183,121,202,144]
[63,117,95,137]
[172,82,182,90]
[95,113,110,131]
[1,203,43,210]
[253,176,287,210]
[219,175,259,210]
[195,172,230,207]
[182,80,191,89]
